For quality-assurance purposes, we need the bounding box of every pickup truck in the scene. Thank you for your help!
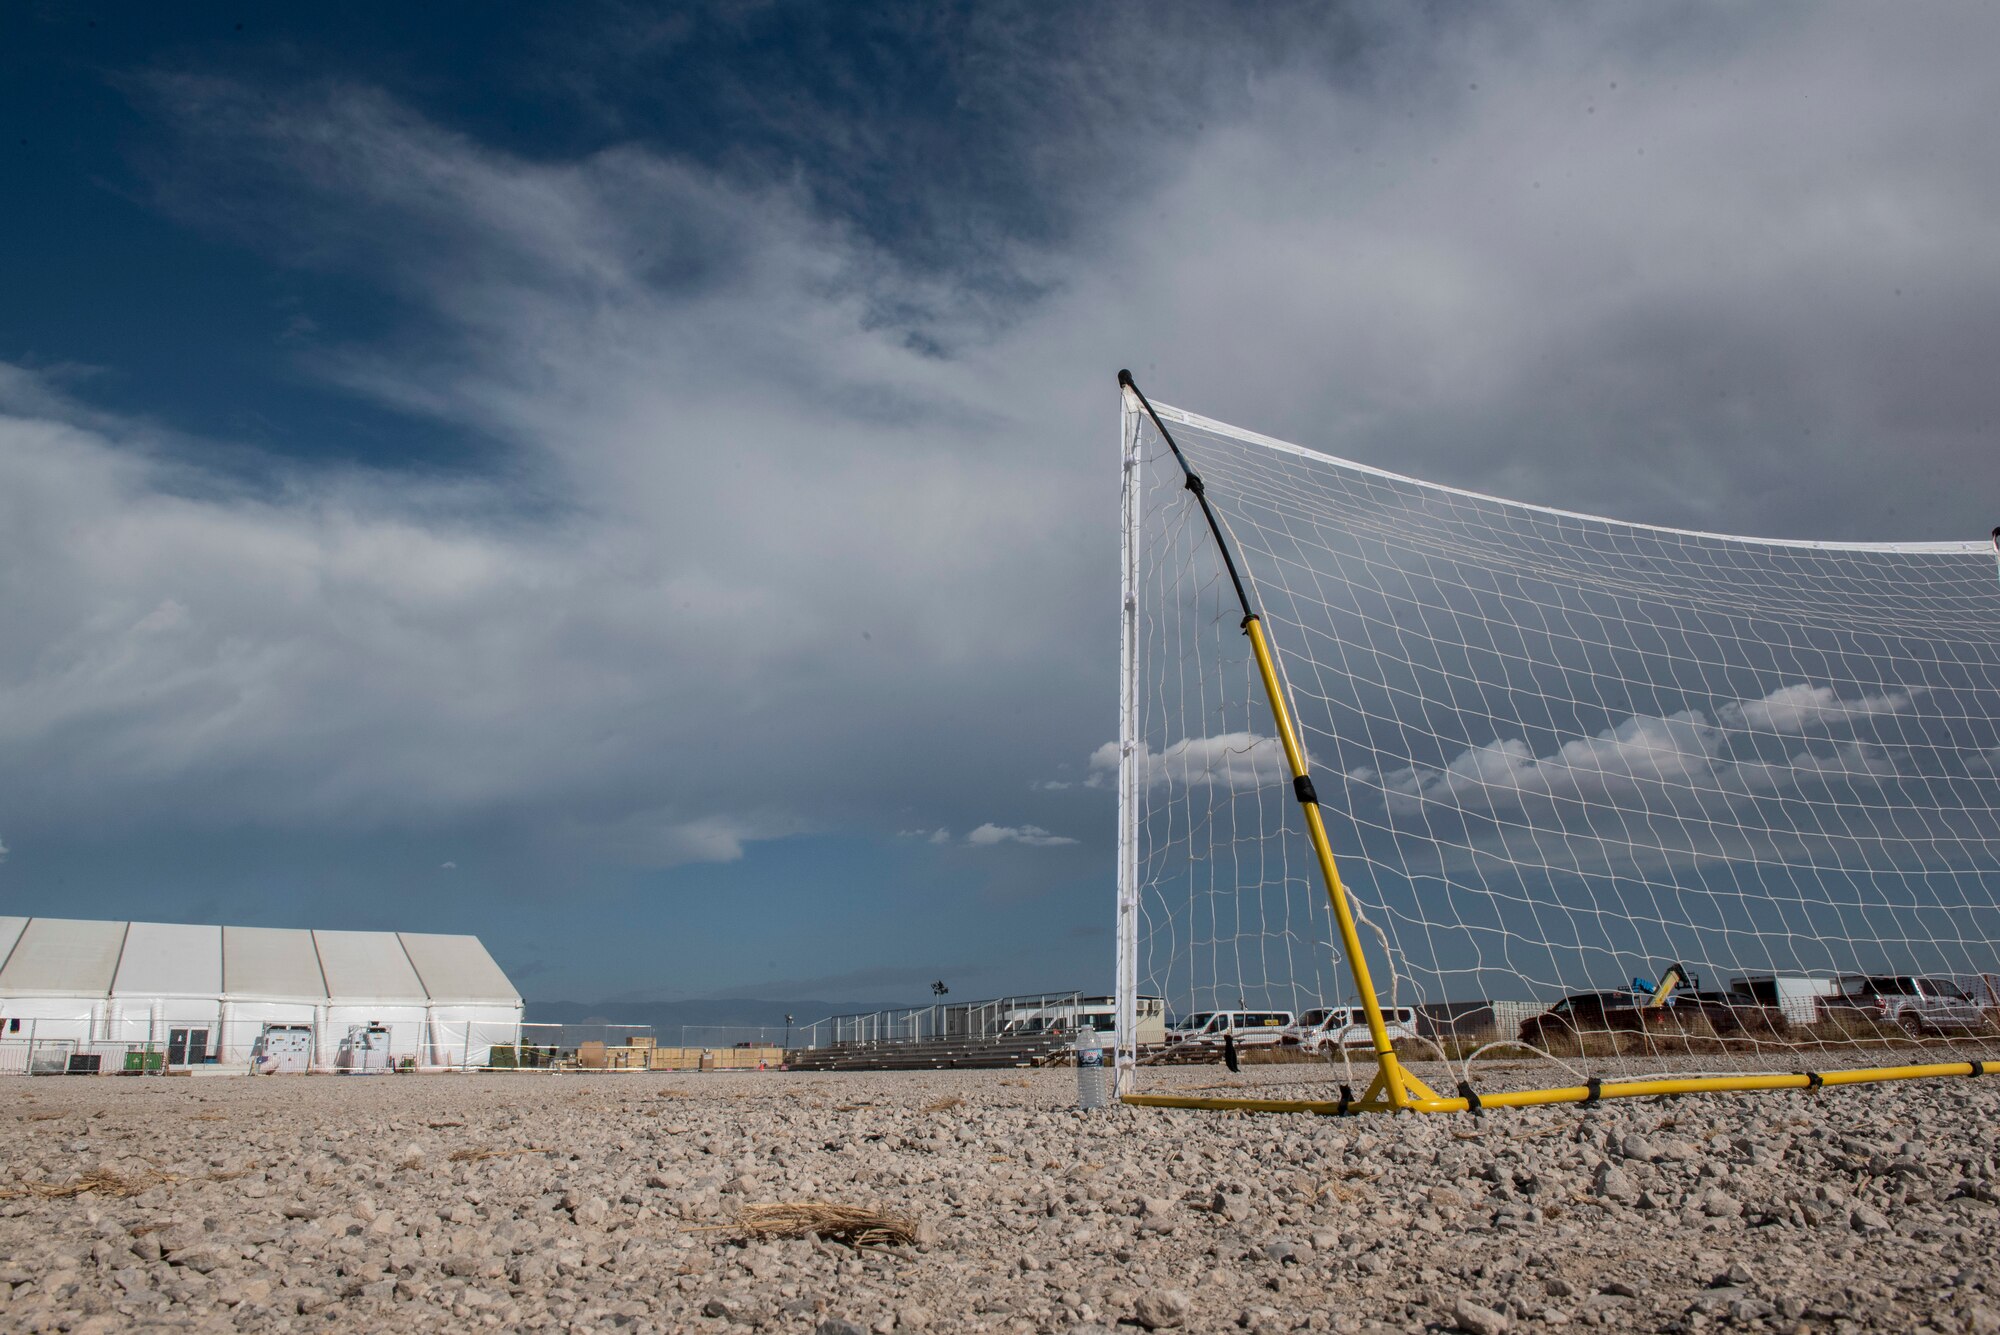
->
[1839,976,1988,1034]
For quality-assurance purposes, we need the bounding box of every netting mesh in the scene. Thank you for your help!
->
[1123,397,2000,1082]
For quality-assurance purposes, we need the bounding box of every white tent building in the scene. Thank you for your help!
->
[0,917,522,1071]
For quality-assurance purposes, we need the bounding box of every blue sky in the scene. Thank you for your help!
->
[4,5,1999,1012]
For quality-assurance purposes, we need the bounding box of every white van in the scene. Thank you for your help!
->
[1298,1006,1418,1054]
[1002,996,1167,1046]
[1166,1010,1295,1048]
[1279,1007,1341,1045]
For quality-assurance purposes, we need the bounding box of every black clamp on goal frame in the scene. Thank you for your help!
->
[1582,1076,1603,1105]
[1457,1080,1484,1116]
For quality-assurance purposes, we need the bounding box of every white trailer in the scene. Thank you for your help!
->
[1729,974,1841,1024]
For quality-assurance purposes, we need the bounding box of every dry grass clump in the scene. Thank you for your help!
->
[447,1146,555,1163]
[921,1095,965,1113]
[0,1165,180,1200]
[730,1201,918,1248]
[1802,1010,1919,1047]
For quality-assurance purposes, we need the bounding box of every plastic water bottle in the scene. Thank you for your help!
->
[1075,1030,1109,1110]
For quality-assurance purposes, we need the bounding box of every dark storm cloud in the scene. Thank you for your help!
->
[4,5,2000,1001]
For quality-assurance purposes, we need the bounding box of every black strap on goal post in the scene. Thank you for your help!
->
[1118,370,1446,1114]
[1119,370,1256,622]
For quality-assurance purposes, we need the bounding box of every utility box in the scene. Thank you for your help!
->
[336,1023,394,1073]
[252,1024,314,1074]
[123,1049,166,1074]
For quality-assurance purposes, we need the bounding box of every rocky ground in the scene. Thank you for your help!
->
[1,1064,1996,1334]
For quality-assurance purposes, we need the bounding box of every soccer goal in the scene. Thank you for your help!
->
[1113,371,2000,1114]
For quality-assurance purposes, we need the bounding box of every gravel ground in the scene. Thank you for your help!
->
[1,1066,1997,1334]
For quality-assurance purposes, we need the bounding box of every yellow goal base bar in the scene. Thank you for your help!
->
[1122,1056,1992,1116]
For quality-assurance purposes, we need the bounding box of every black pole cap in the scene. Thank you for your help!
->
[1118,369,1135,389]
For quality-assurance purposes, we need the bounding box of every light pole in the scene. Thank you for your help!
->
[782,1014,793,1050]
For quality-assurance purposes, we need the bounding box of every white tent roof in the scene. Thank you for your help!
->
[400,932,522,1005]
[0,918,518,1006]
[313,930,427,1003]
[0,918,128,997]
[113,922,223,996]
[0,917,27,972]
[222,926,328,1000]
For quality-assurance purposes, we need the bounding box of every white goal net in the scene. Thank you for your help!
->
[1115,384,2000,1099]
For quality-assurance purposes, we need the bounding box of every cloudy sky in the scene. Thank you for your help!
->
[3,4,1998,1010]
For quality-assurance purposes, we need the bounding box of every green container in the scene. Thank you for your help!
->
[122,1050,165,1073]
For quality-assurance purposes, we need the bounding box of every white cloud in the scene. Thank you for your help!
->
[1717,683,1917,734]
[0,834,8,863]
[1384,709,1723,811]
[1379,680,1924,814]
[440,861,457,871]
[965,823,1077,848]
[1087,733,1288,791]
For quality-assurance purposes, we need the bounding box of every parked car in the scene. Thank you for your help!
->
[1297,1006,1418,1054]
[1517,992,1673,1046]
[1166,1010,1295,1048]
[1839,976,1988,1034]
